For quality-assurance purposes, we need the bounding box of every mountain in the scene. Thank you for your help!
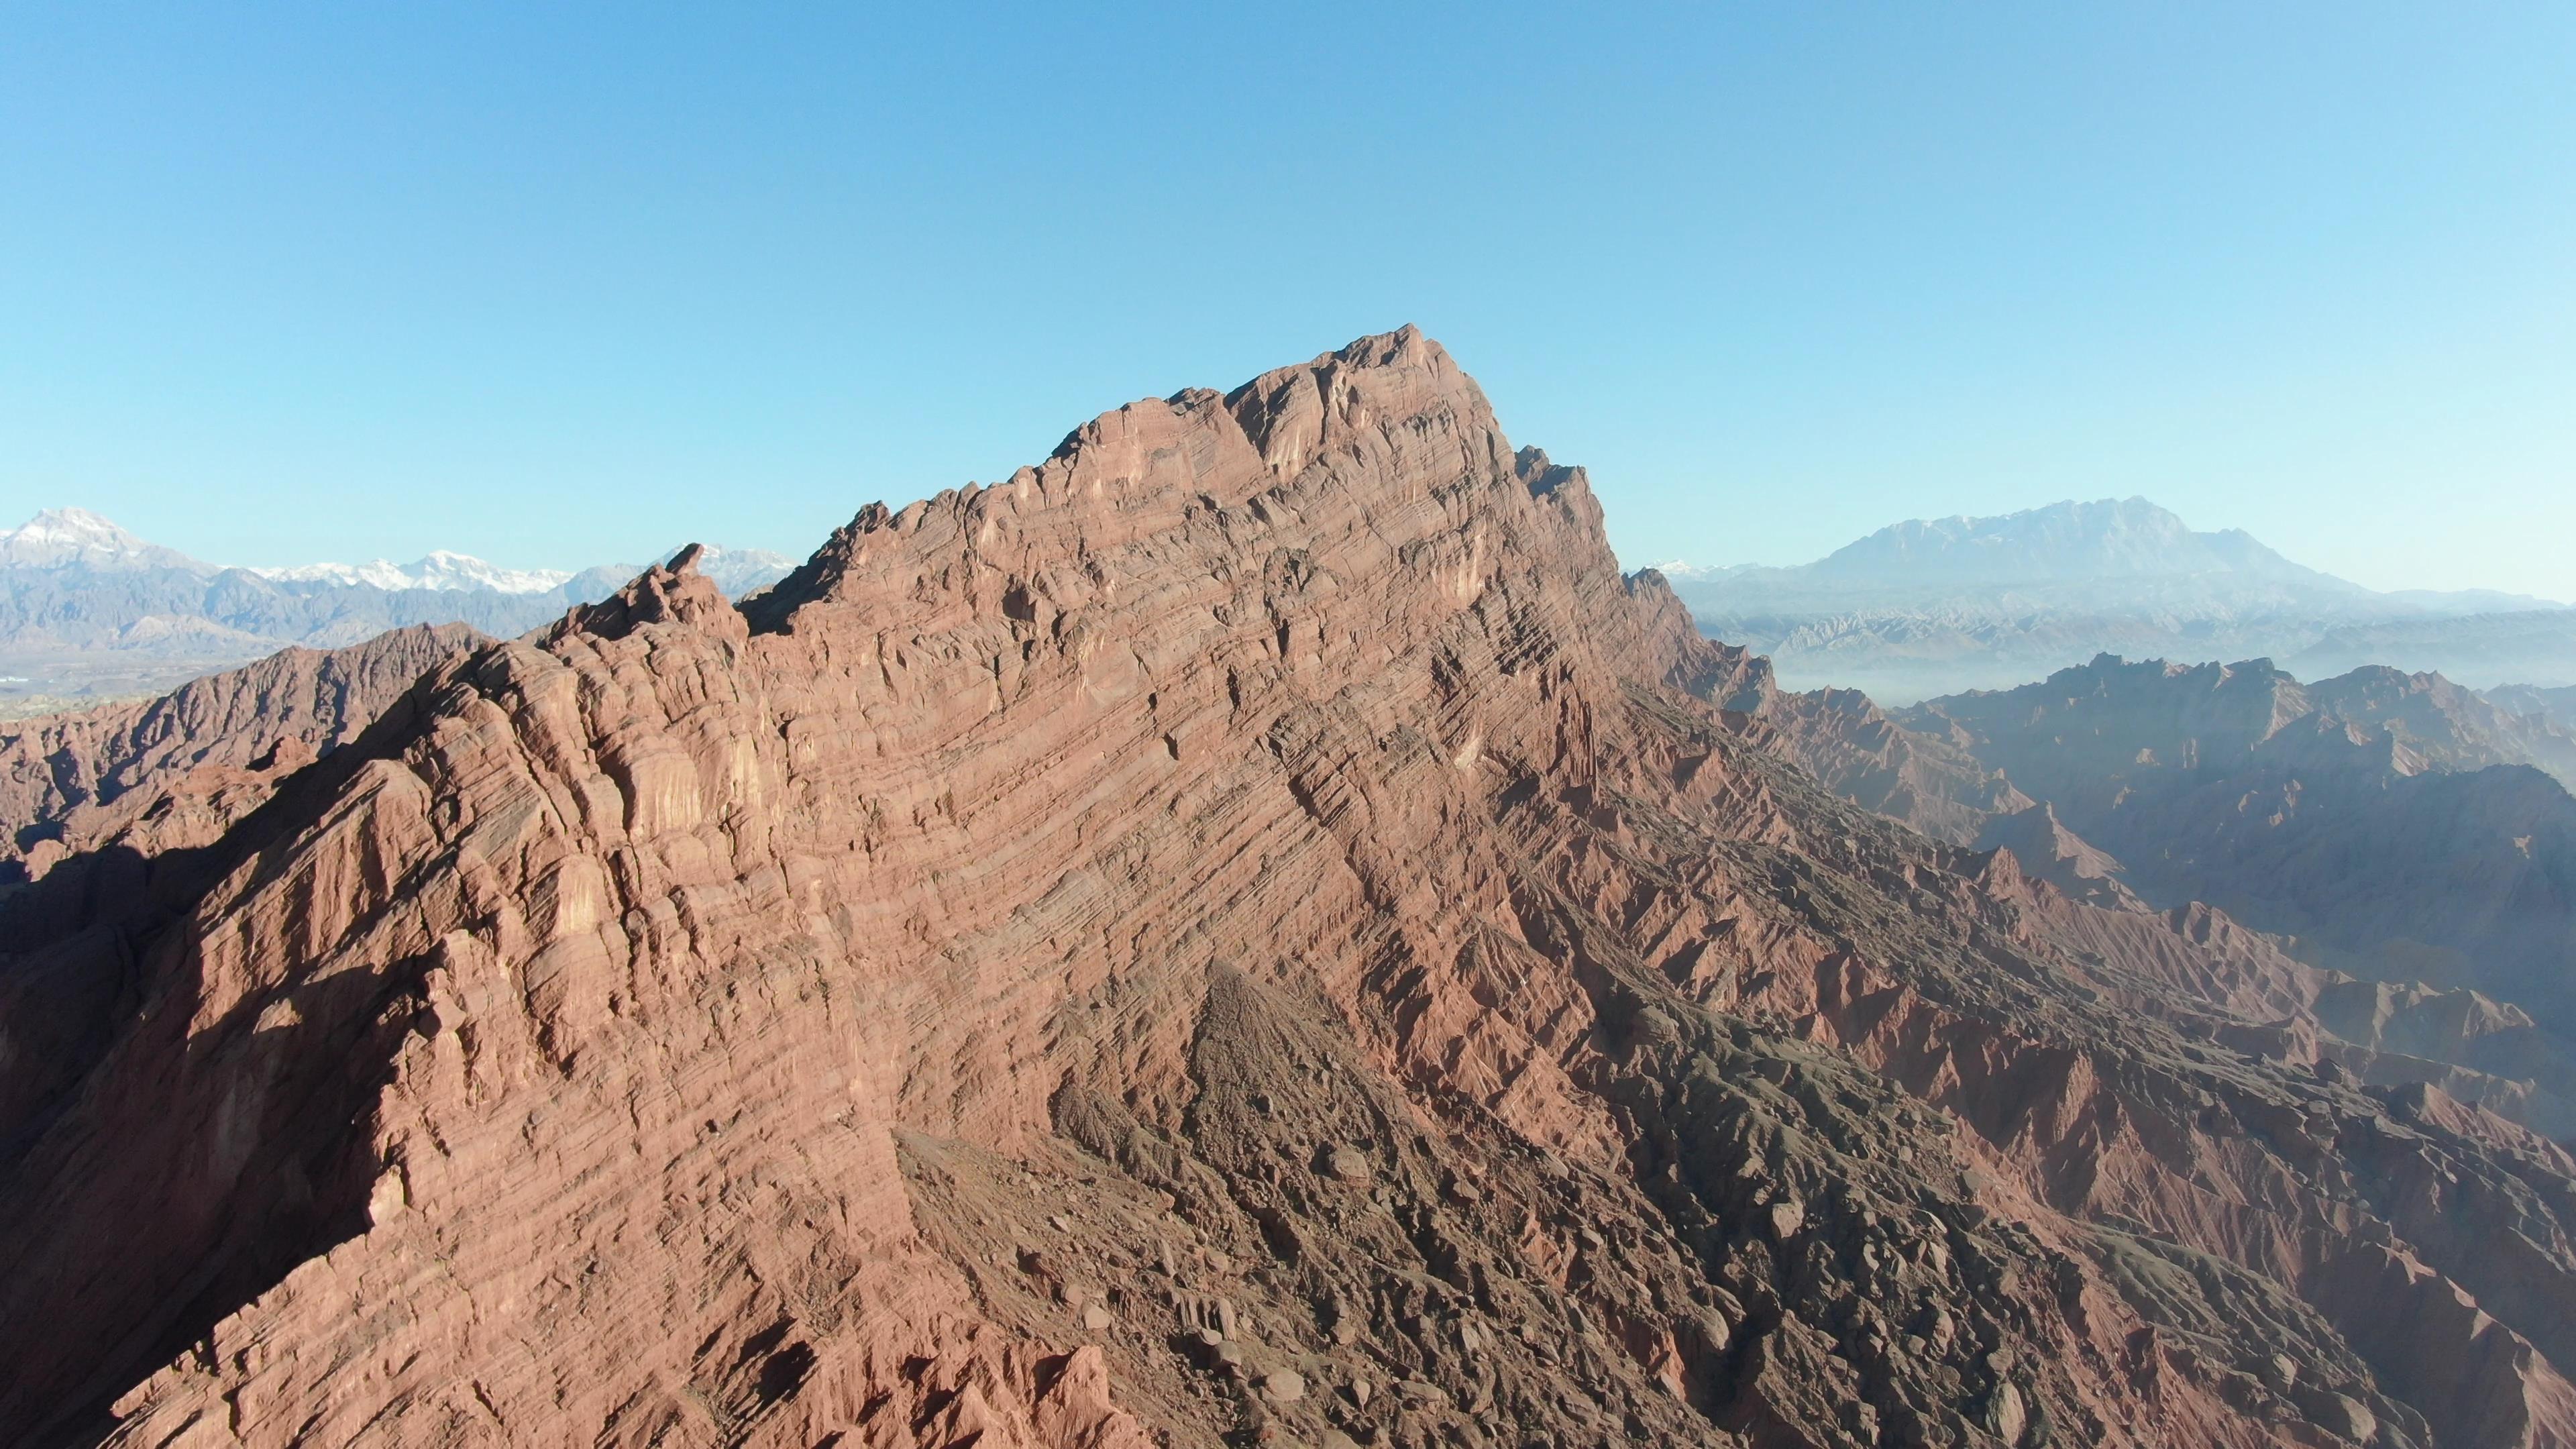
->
[1780,651,2576,1136]
[1900,654,2576,1053]
[0,508,214,575]
[7,331,2576,1446]
[1794,497,2341,586]
[1663,498,2573,702]
[253,543,796,600]
[2292,610,2576,690]
[249,551,578,594]
[0,511,794,716]
[2491,682,2576,733]
[1,623,486,879]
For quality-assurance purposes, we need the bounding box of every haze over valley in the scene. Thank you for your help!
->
[1654,496,2575,702]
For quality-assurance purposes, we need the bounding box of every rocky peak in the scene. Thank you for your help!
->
[548,543,743,644]
[4,333,2574,1448]
[0,507,213,574]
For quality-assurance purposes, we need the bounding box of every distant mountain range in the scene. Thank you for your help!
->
[0,508,794,714]
[248,551,580,594]
[1802,650,2576,1132]
[1657,497,2573,701]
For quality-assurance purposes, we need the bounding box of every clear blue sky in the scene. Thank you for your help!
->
[3,5,2571,596]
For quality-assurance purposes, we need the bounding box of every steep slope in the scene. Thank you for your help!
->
[5,332,2575,1448]
[1725,677,2035,847]
[0,625,492,1188]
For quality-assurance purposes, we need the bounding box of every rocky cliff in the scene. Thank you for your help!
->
[4,332,2573,1448]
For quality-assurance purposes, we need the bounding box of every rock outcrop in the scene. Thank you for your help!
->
[0,623,487,875]
[5,331,2575,1448]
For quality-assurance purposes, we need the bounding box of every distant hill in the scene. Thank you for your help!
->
[1791,496,2345,586]
[2291,609,2576,689]
[1900,655,2576,1036]
[2489,682,2576,732]
[0,508,794,714]
[1658,497,2571,700]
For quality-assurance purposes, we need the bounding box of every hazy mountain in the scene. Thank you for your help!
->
[2290,608,2576,689]
[1660,497,2572,701]
[1792,496,2343,586]
[0,509,793,714]
[249,551,578,594]
[1900,655,2576,1036]
[2490,682,2576,732]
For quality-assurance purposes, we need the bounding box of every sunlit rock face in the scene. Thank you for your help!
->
[2,330,2571,1449]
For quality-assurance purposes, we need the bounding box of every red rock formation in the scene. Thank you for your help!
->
[0,621,486,877]
[2,331,2571,1448]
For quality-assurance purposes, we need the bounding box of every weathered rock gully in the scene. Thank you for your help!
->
[0,331,2569,1447]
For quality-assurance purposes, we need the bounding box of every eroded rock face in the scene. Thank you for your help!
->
[3,331,2574,1448]
[0,621,487,874]
[0,623,488,1159]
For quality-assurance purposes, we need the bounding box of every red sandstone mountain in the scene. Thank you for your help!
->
[4,332,2574,1447]
[1,623,487,876]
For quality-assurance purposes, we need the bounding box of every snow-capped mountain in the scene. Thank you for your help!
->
[0,508,217,574]
[1,511,800,711]
[251,551,577,594]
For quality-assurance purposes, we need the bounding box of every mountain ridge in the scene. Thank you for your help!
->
[0,510,796,715]
[1659,496,2563,606]
[1896,653,2576,1050]
[4,330,2573,1446]
[1660,498,2571,701]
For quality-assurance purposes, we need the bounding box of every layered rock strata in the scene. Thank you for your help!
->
[0,622,486,876]
[2,332,2571,1448]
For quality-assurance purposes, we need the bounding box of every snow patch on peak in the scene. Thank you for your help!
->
[253,552,576,594]
[1,508,215,573]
